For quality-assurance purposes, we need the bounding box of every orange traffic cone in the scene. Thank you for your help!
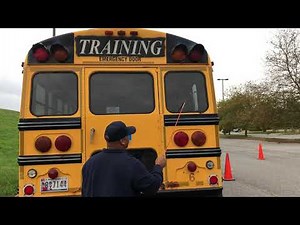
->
[223,152,235,181]
[258,143,265,160]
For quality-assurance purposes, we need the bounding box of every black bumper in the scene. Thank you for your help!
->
[156,187,223,197]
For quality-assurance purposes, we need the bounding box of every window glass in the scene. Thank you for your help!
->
[31,72,77,116]
[165,71,208,113]
[90,72,154,114]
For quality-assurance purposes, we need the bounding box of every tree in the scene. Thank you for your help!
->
[265,29,300,96]
[218,84,255,136]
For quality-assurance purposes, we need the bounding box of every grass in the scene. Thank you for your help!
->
[0,108,19,196]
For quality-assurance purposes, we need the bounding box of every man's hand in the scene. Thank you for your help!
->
[155,154,166,168]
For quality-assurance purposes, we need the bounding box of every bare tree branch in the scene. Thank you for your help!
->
[265,29,300,94]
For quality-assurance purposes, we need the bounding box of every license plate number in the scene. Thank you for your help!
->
[41,177,68,192]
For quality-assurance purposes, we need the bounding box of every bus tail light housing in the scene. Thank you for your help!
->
[35,136,52,153]
[23,184,35,196]
[32,43,49,62]
[50,44,68,62]
[191,131,206,146]
[173,131,189,147]
[55,135,71,151]
[188,44,205,62]
[171,44,188,62]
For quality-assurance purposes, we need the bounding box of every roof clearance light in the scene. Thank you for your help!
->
[35,136,52,153]
[174,131,189,147]
[188,44,205,62]
[32,43,49,62]
[191,131,206,146]
[55,135,72,152]
[130,31,138,36]
[105,30,113,35]
[50,44,68,63]
[171,44,187,62]
[118,30,126,36]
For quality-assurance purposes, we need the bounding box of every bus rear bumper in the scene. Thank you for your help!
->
[157,187,223,197]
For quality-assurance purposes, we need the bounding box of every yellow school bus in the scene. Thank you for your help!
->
[18,28,222,196]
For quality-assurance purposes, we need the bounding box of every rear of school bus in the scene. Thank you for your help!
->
[18,28,222,197]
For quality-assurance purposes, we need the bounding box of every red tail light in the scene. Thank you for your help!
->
[188,44,205,62]
[209,175,218,185]
[35,136,52,152]
[32,43,49,62]
[51,44,68,62]
[55,135,71,151]
[24,184,34,196]
[187,161,197,172]
[191,131,206,146]
[171,44,187,62]
[173,131,189,147]
[48,168,59,179]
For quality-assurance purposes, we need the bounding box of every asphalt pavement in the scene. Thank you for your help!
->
[222,131,300,141]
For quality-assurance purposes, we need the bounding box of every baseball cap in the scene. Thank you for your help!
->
[104,121,136,142]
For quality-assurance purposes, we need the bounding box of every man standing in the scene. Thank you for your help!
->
[81,121,166,197]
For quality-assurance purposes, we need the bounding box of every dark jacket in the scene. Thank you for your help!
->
[81,149,163,197]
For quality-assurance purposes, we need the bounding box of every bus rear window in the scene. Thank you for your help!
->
[165,71,208,113]
[90,72,154,114]
[30,72,78,116]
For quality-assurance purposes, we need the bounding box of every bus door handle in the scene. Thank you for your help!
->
[90,128,95,143]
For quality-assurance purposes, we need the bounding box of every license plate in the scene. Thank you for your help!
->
[41,177,68,192]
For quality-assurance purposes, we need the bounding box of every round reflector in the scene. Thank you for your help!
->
[24,184,34,196]
[50,44,68,62]
[187,161,197,172]
[35,136,52,152]
[188,44,205,62]
[209,175,218,185]
[206,160,214,169]
[48,168,59,179]
[173,131,189,147]
[171,44,187,62]
[32,43,49,62]
[191,131,206,146]
[27,169,37,178]
[55,135,71,151]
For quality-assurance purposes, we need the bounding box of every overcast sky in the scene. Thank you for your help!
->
[0,28,279,112]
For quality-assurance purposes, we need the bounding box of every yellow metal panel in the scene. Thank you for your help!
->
[165,158,223,190]
[20,164,82,197]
